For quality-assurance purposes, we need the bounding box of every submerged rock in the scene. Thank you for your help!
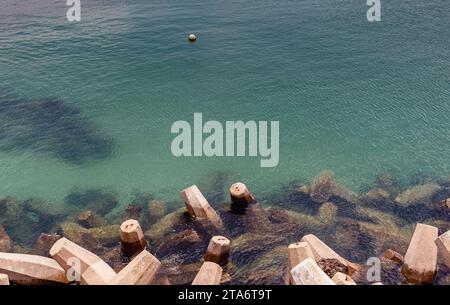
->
[395,183,441,206]
[76,210,107,229]
[0,196,54,246]
[65,188,119,216]
[145,208,186,242]
[244,246,287,285]
[148,200,167,221]
[310,171,335,203]
[156,229,204,263]
[122,204,145,225]
[318,202,338,224]
[59,221,120,252]
[33,233,61,257]
[375,173,401,197]
[0,97,113,164]
[365,188,390,202]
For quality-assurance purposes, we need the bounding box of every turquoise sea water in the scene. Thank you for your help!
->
[0,0,449,211]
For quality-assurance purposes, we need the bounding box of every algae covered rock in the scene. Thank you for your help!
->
[318,202,338,224]
[65,188,119,216]
[310,171,336,203]
[145,208,186,242]
[395,183,441,206]
[77,210,107,229]
[148,200,167,221]
[365,188,390,202]
[235,246,287,285]
[60,221,120,252]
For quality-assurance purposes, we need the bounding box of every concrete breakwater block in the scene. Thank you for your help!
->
[290,258,335,285]
[204,236,231,266]
[331,272,356,285]
[301,234,359,277]
[0,273,10,285]
[287,242,315,284]
[50,237,116,285]
[0,252,69,284]
[181,185,224,229]
[192,261,223,285]
[401,223,438,284]
[120,219,147,257]
[109,250,161,285]
[435,230,450,269]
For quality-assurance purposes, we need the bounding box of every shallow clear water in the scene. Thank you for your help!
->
[0,0,449,211]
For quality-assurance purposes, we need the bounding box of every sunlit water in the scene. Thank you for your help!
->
[0,0,449,213]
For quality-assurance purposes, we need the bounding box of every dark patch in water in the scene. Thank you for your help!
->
[0,97,113,164]
[65,188,119,215]
[197,171,230,206]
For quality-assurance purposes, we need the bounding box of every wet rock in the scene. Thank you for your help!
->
[77,210,107,229]
[33,233,61,257]
[310,171,360,207]
[0,197,47,245]
[381,249,404,264]
[266,207,328,236]
[0,225,12,252]
[395,183,441,206]
[365,188,390,202]
[310,171,335,203]
[148,200,167,221]
[298,185,310,194]
[122,204,144,225]
[380,256,404,285]
[161,261,203,285]
[156,229,203,263]
[99,246,123,272]
[318,202,337,224]
[334,219,366,261]
[231,233,285,267]
[0,97,113,164]
[60,221,120,252]
[240,246,287,285]
[375,174,401,197]
[65,188,119,216]
[145,208,186,242]
[357,210,411,256]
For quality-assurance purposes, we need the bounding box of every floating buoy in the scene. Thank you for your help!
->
[188,33,197,42]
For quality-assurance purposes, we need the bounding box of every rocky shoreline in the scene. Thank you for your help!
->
[0,171,449,285]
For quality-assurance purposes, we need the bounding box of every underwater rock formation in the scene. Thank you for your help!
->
[65,188,119,216]
[395,183,441,206]
[0,97,113,164]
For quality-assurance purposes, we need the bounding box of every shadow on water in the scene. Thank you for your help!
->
[0,96,114,164]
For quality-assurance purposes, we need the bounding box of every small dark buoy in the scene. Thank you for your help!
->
[188,33,197,42]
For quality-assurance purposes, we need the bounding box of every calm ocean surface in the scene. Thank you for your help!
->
[0,0,449,212]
